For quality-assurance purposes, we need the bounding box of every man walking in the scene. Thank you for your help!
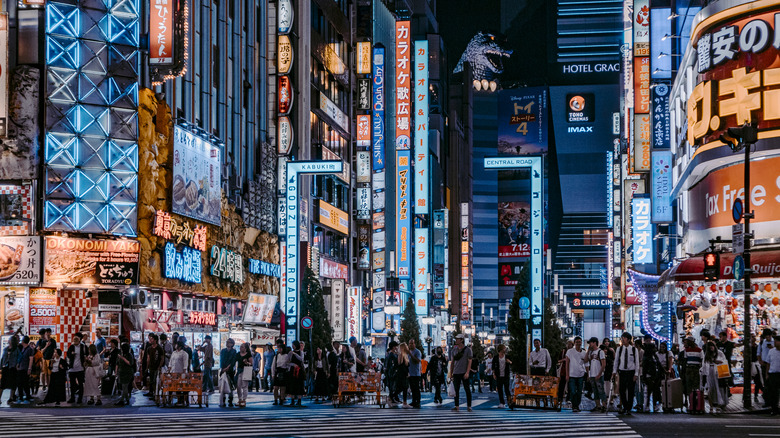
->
[39,329,57,392]
[613,332,640,415]
[766,336,780,416]
[448,334,473,412]
[492,344,512,408]
[530,339,552,376]
[15,336,34,402]
[408,339,422,408]
[67,333,88,404]
[94,328,106,360]
[143,333,164,398]
[263,343,275,391]
[565,336,587,412]
[587,337,607,412]
[219,338,238,407]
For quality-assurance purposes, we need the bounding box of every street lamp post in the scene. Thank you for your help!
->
[721,123,757,410]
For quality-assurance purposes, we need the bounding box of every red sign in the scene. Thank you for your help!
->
[149,0,174,64]
[634,56,650,113]
[625,283,642,305]
[188,311,215,326]
[357,115,370,147]
[278,75,293,115]
[319,257,348,280]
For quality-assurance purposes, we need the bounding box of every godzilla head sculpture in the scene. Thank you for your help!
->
[454,31,513,82]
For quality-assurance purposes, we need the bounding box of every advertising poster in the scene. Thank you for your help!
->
[497,87,548,155]
[346,287,361,343]
[498,201,531,258]
[499,262,524,286]
[172,126,222,225]
[43,237,140,286]
[358,225,370,270]
[0,236,41,285]
[29,287,58,334]
[2,287,26,335]
[243,293,277,325]
[0,14,7,137]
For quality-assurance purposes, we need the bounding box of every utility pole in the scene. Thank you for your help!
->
[721,123,757,410]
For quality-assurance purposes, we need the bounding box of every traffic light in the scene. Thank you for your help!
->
[719,123,758,152]
[703,251,720,281]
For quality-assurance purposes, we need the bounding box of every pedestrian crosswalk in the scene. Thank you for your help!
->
[0,406,641,438]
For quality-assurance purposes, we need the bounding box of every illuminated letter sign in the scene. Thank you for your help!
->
[395,21,411,150]
[277,0,293,34]
[277,116,293,155]
[278,75,293,115]
[372,46,386,170]
[278,35,293,74]
[631,197,654,264]
[396,150,411,279]
[149,0,174,64]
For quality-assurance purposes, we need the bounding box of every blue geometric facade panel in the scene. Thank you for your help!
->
[45,0,139,236]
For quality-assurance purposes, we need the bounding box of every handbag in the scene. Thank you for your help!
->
[447,380,456,398]
[716,364,730,380]
[241,366,254,381]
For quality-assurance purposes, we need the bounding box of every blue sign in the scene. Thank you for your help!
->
[632,197,654,264]
[301,316,313,330]
[163,243,202,284]
[732,198,743,224]
[652,83,671,149]
[248,259,281,278]
[372,46,385,171]
[519,296,530,310]
[734,255,745,282]
[652,150,673,223]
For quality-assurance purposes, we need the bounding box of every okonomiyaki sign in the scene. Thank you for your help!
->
[44,237,140,286]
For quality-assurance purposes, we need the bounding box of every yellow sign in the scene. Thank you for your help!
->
[514,375,559,397]
[278,35,293,74]
[633,114,651,172]
[687,66,780,146]
[357,42,371,75]
[318,200,349,235]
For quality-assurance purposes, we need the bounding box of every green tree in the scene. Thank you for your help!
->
[400,294,424,358]
[471,335,485,361]
[300,266,333,353]
[507,261,530,374]
[543,298,566,369]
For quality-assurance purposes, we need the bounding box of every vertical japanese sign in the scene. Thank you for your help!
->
[396,150,411,279]
[413,40,429,316]
[331,279,345,341]
[633,114,651,172]
[460,203,470,322]
[357,115,371,147]
[395,21,411,151]
[357,42,372,75]
[347,286,362,343]
[0,13,7,137]
[634,56,650,113]
[652,82,671,149]
[633,0,650,56]
[651,150,672,223]
[149,0,174,64]
[631,197,654,264]
[372,47,386,171]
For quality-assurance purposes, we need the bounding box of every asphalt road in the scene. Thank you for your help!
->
[623,412,780,438]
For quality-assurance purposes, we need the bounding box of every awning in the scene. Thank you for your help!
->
[664,249,780,282]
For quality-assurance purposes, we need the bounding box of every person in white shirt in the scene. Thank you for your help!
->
[759,329,776,381]
[565,336,588,412]
[766,336,780,416]
[612,332,640,415]
[169,341,190,405]
[586,337,607,412]
[530,339,552,376]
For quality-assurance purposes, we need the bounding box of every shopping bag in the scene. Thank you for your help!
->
[219,372,233,392]
[716,364,730,379]
[447,380,456,398]
[242,366,254,381]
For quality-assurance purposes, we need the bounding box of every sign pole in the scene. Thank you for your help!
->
[742,144,753,410]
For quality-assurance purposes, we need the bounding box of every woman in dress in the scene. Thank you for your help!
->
[236,342,253,407]
[313,347,329,402]
[396,343,410,408]
[702,340,729,414]
[42,349,68,406]
[84,344,104,405]
[287,340,306,406]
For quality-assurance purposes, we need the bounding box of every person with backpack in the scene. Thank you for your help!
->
[586,337,607,412]
[641,342,663,412]
[683,336,704,412]
[613,332,640,415]
[15,336,35,403]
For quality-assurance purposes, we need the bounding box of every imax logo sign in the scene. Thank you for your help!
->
[568,126,593,133]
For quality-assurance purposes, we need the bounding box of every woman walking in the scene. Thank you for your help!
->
[236,342,253,407]
[0,336,20,404]
[287,341,306,406]
[115,343,135,406]
[702,340,729,414]
[84,344,103,405]
[396,343,410,408]
[428,347,448,404]
[313,347,330,403]
[271,341,289,405]
[42,349,68,406]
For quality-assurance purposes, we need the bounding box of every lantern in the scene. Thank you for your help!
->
[766,284,772,292]
[726,285,732,293]
[687,286,694,294]
[680,296,687,304]
[698,285,705,293]
[773,297,779,306]
[759,298,767,307]
[710,284,717,292]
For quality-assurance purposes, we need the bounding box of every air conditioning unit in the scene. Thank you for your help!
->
[135,289,149,307]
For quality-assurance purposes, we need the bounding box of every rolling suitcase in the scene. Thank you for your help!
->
[661,378,683,412]
[688,389,704,414]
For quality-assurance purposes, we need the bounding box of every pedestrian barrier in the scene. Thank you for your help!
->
[156,372,208,407]
[333,372,386,408]
[510,375,560,410]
